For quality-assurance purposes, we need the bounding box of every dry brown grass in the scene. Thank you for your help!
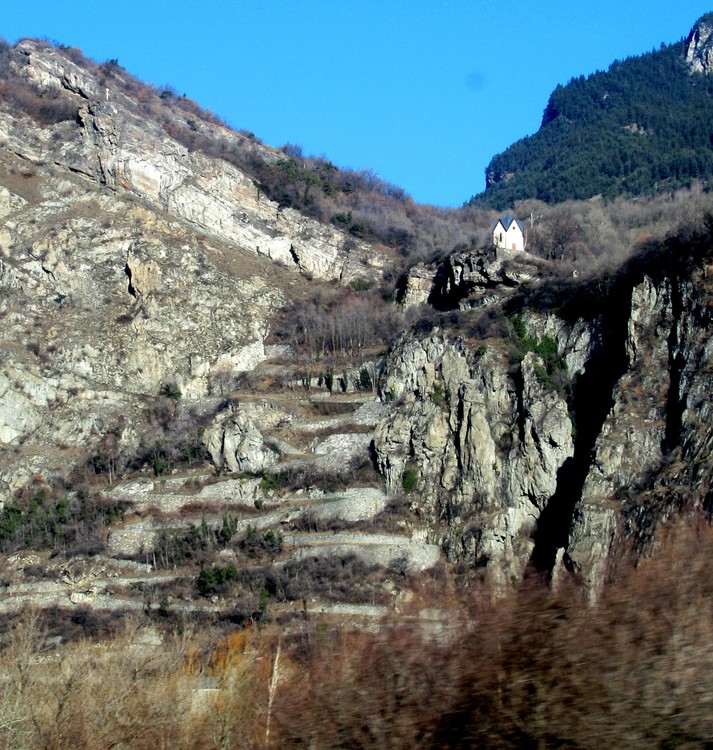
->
[270,518,713,749]
[2,518,713,748]
[0,613,269,750]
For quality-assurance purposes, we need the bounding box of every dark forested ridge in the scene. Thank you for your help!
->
[472,14,713,209]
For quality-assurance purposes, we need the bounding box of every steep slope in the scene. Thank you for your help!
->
[0,39,443,622]
[374,225,713,594]
[0,39,391,494]
[472,13,713,209]
[2,40,387,282]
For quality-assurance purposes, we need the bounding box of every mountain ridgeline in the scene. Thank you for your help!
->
[472,13,713,209]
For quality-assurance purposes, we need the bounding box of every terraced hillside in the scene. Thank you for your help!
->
[0,356,444,627]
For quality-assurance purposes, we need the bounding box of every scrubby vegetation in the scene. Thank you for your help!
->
[0,39,80,126]
[516,183,713,267]
[503,207,713,324]
[273,524,713,748]
[0,518,711,748]
[273,283,404,362]
[509,315,568,392]
[0,477,127,556]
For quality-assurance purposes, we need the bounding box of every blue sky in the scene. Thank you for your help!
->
[4,1,712,206]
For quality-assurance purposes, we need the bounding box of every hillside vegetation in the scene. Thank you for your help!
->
[0,37,494,265]
[473,14,713,208]
[1,519,712,749]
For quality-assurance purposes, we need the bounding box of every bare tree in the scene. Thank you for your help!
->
[544,207,581,260]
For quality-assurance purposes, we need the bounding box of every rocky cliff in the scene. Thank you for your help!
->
[6,40,387,283]
[373,325,581,588]
[685,12,713,75]
[373,233,713,593]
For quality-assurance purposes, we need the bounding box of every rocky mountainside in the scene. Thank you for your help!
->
[0,39,386,490]
[0,36,711,624]
[376,235,713,593]
[685,12,713,74]
[0,39,438,622]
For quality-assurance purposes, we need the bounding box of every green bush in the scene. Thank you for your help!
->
[152,454,165,476]
[402,468,419,494]
[219,513,238,544]
[159,382,182,400]
[325,368,334,392]
[259,472,289,493]
[0,482,126,555]
[510,317,567,391]
[350,277,373,292]
[197,564,237,597]
[533,362,555,391]
[358,368,373,391]
[511,315,527,341]
[239,525,283,559]
[153,521,214,569]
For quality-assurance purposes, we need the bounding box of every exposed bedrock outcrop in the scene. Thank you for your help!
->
[685,15,713,75]
[374,253,713,594]
[203,405,278,474]
[4,40,387,285]
[429,249,543,310]
[373,330,579,587]
[1,39,712,602]
[566,266,713,594]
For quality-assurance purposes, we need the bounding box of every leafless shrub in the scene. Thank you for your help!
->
[269,517,713,749]
[0,611,264,749]
[0,517,708,748]
[275,287,404,363]
[0,77,78,126]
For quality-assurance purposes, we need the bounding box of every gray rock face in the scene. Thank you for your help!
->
[284,531,441,573]
[1,39,712,608]
[567,270,713,593]
[373,331,575,585]
[375,257,713,595]
[527,313,594,377]
[430,249,542,310]
[8,40,387,285]
[401,263,434,307]
[0,38,387,488]
[204,406,278,474]
[685,17,713,75]
[0,164,282,486]
[305,488,388,524]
